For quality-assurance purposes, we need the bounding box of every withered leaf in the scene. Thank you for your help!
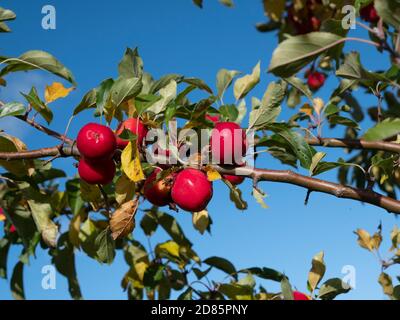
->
[110,199,138,240]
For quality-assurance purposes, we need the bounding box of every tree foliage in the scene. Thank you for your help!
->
[1,0,400,300]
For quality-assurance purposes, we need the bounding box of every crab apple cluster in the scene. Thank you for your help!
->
[77,123,117,185]
[144,168,213,212]
[287,0,322,35]
[77,118,148,185]
[360,3,380,23]
[306,70,326,91]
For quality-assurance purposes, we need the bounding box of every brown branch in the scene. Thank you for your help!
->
[16,116,75,145]
[1,146,400,214]
[214,166,400,215]
[0,145,79,160]
[256,137,400,154]
[306,137,400,154]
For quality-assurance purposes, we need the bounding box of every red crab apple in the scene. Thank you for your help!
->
[144,168,175,207]
[307,71,326,91]
[115,118,148,149]
[293,291,310,300]
[223,174,245,185]
[78,157,116,185]
[77,123,117,160]
[210,122,247,165]
[360,3,380,23]
[171,168,213,212]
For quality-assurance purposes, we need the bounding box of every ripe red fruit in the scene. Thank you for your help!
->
[206,114,220,125]
[210,122,247,165]
[293,291,310,300]
[78,158,116,185]
[115,118,148,149]
[360,3,380,23]
[307,71,326,91]
[144,168,175,207]
[9,225,16,233]
[171,168,213,212]
[223,174,245,185]
[77,123,117,160]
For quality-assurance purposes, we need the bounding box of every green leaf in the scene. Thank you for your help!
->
[0,50,76,85]
[220,104,239,122]
[140,211,159,236]
[364,118,400,141]
[283,76,313,101]
[375,0,400,30]
[150,74,182,94]
[268,125,316,169]
[240,267,286,282]
[204,256,237,280]
[234,61,261,100]
[21,87,53,124]
[66,179,84,216]
[118,47,143,79]
[182,77,213,94]
[73,89,96,115]
[222,179,248,210]
[248,81,287,131]
[281,277,294,300]
[318,278,351,300]
[96,78,114,115]
[0,7,16,32]
[111,77,142,107]
[146,209,192,247]
[269,32,343,77]
[0,238,10,279]
[50,234,82,299]
[0,102,26,118]
[328,115,360,129]
[216,69,241,99]
[336,52,392,86]
[10,261,25,300]
[219,282,253,300]
[309,152,327,176]
[178,287,193,300]
[147,80,177,114]
[95,228,116,264]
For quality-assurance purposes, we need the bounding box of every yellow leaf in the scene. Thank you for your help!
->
[192,210,210,235]
[355,229,374,251]
[253,187,268,209]
[44,82,74,104]
[205,166,222,181]
[156,241,180,258]
[313,98,324,115]
[307,251,326,293]
[115,173,136,205]
[300,103,313,116]
[121,142,145,182]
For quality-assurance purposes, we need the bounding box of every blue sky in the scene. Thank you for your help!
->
[0,0,399,300]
